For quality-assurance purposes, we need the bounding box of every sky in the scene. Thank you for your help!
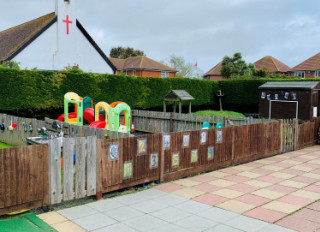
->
[1,0,320,74]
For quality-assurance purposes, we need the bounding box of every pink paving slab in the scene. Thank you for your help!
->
[244,207,286,223]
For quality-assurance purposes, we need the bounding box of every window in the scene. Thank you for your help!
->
[315,70,320,77]
[161,71,169,78]
[294,71,305,79]
[132,70,136,76]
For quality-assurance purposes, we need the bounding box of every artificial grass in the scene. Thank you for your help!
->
[0,142,11,149]
[193,110,245,118]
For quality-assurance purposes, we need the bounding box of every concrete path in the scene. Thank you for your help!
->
[38,146,320,232]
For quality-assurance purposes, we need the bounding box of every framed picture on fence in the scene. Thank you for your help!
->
[162,134,171,149]
[123,161,133,179]
[137,138,147,155]
[150,153,159,169]
[200,130,207,144]
[172,153,180,167]
[109,143,119,161]
[191,150,198,163]
[182,134,190,148]
[216,130,223,143]
[208,147,214,160]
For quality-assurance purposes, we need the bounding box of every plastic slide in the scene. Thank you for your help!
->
[89,121,106,128]
[83,108,105,123]
[57,112,77,122]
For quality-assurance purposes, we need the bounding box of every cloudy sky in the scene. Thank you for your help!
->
[1,0,320,73]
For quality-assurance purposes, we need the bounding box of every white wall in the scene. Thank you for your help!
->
[13,24,57,70]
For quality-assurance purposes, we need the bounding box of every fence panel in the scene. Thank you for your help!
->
[0,145,48,215]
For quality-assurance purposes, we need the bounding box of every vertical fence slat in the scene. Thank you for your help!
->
[63,138,75,201]
[75,137,87,199]
[49,139,62,204]
[87,136,97,196]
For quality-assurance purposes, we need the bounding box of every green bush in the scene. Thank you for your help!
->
[0,69,219,117]
[1,68,319,118]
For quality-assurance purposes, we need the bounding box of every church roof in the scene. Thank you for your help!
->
[109,56,177,72]
[290,52,320,72]
[204,62,222,77]
[0,12,57,60]
[254,56,290,73]
[0,12,116,71]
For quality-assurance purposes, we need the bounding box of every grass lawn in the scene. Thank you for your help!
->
[194,110,245,118]
[0,142,11,149]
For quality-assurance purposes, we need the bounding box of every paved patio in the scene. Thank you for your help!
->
[38,146,320,232]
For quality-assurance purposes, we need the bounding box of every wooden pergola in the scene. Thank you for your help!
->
[163,90,195,114]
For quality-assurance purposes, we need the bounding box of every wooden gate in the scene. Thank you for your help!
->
[282,119,298,153]
[0,145,49,215]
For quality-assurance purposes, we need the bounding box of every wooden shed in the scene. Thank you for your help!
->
[259,81,320,120]
[163,90,194,114]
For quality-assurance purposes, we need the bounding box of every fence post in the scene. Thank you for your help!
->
[160,134,165,182]
[279,120,283,154]
[294,119,298,151]
[231,126,235,165]
[170,113,174,132]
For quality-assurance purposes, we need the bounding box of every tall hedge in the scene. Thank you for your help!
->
[0,69,219,115]
[2,68,319,118]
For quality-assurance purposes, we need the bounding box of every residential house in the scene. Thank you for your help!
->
[203,62,225,80]
[289,53,320,78]
[109,56,177,78]
[254,56,290,74]
[0,0,115,73]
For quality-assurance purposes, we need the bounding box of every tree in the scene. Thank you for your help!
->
[109,46,146,59]
[162,55,203,78]
[220,52,255,79]
[0,60,20,70]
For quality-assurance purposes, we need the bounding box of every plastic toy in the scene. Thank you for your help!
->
[215,123,224,128]
[63,92,83,125]
[202,122,210,129]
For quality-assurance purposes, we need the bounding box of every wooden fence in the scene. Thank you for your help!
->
[1,117,320,214]
[48,137,97,205]
[0,144,49,215]
[132,110,273,133]
[0,113,130,146]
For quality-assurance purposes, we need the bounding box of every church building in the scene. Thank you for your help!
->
[0,0,115,73]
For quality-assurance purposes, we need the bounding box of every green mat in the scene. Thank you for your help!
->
[0,212,56,232]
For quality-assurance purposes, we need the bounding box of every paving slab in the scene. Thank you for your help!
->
[173,215,218,232]
[72,213,117,231]
[58,205,97,220]
[103,206,144,221]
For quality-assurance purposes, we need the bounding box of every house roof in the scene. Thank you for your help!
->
[0,12,116,71]
[0,12,57,60]
[164,90,194,101]
[254,56,290,73]
[259,81,320,90]
[109,56,177,72]
[203,62,222,77]
[290,52,320,72]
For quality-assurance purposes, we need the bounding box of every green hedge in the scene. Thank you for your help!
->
[2,68,320,117]
[0,69,219,115]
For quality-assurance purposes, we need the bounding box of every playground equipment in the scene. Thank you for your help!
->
[59,92,131,133]
[63,92,84,125]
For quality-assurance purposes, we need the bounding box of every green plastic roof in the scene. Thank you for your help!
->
[259,81,320,90]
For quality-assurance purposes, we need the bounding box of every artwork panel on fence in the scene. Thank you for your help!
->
[137,138,147,155]
[150,153,159,169]
[191,150,198,163]
[109,143,119,161]
[162,134,171,150]
[172,153,180,168]
[182,133,190,148]
[208,147,214,160]
[200,130,208,145]
[123,161,133,179]
[216,130,223,143]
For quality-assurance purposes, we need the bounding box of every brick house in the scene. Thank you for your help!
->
[254,56,290,74]
[109,56,177,78]
[203,62,225,80]
[289,52,320,78]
